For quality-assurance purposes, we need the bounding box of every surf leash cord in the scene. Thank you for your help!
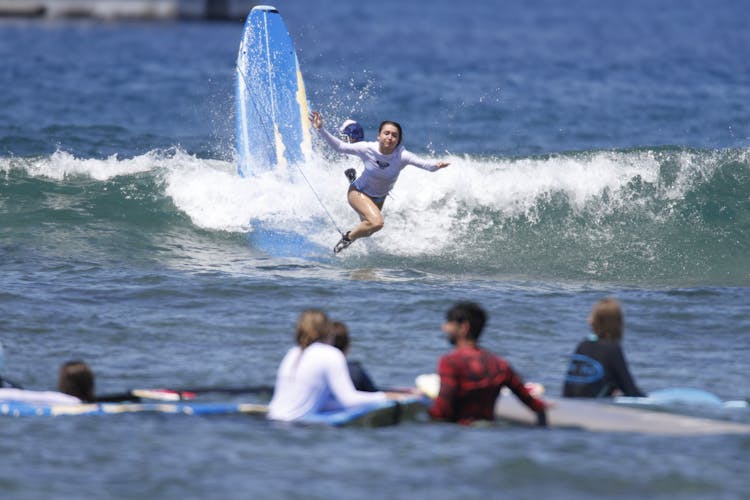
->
[236,64,346,237]
[292,159,346,236]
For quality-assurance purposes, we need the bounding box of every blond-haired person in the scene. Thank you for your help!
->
[562,298,644,398]
[268,309,398,421]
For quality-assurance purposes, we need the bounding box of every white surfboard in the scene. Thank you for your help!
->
[235,5,312,177]
[493,395,750,435]
[416,373,750,435]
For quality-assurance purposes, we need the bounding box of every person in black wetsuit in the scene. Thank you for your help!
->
[562,298,645,398]
[329,321,378,392]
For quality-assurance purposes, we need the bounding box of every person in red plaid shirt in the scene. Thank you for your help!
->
[429,302,547,426]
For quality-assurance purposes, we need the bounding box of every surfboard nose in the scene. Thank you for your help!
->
[236,6,311,177]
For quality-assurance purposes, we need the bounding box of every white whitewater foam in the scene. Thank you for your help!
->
[5,150,156,181]
[5,147,698,258]
[164,148,664,257]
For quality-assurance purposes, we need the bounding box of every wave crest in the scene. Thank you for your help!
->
[3,146,749,284]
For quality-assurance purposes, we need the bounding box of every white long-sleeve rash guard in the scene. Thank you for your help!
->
[268,342,387,421]
[318,127,440,199]
[0,388,82,405]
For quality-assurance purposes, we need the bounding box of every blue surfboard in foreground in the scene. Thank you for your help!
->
[296,396,430,427]
[0,401,268,417]
[0,397,429,427]
[235,5,312,176]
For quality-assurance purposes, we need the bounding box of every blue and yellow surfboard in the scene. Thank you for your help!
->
[235,5,312,176]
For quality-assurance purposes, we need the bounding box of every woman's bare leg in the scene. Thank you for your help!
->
[346,188,384,241]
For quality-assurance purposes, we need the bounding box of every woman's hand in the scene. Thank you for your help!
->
[435,161,450,169]
[309,111,323,129]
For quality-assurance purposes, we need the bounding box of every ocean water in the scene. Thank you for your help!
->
[1,0,749,498]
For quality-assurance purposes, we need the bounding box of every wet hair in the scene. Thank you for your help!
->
[378,120,403,147]
[445,302,487,341]
[295,309,329,350]
[57,360,94,403]
[590,298,623,341]
[329,321,350,353]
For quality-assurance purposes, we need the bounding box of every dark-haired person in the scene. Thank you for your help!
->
[0,360,95,404]
[268,309,401,422]
[57,360,95,402]
[562,298,645,398]
[310,111,450,253]
[329,320,378,392]
[430,302,547,426]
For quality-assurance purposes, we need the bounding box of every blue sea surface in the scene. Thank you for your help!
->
[1,0,749,498]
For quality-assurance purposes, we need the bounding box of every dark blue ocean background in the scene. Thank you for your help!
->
[1,0,749,498]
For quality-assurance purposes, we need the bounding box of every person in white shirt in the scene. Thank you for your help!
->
[268,309,399,421]
[310,111,450,253]
[0,360,95,405]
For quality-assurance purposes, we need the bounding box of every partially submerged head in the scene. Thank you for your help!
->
[58,360,95,403]
[443,301,487,344]
[329,321,351,355]
[588,298,623,341]
[295,309,330,350]
[339,120,364,143]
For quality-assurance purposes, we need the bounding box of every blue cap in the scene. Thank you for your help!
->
[339,120,364,142]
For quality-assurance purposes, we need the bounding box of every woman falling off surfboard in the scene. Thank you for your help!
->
[310,111,450,254]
